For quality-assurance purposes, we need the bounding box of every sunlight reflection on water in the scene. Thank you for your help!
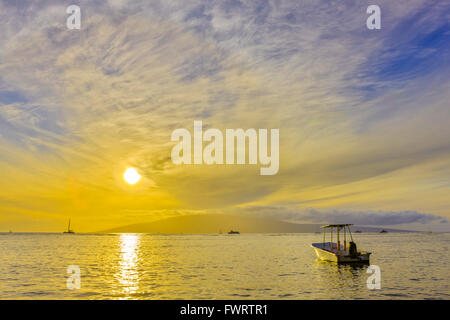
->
[114,234,141,298]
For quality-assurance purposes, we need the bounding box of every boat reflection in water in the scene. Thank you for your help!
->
[114,234,141,298]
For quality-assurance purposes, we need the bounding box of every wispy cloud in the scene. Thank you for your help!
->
[0,0,449,231]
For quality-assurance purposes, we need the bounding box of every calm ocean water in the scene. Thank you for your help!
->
[0,232,448,299]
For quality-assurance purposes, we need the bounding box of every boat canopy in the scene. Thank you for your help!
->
[320,224,353,228]
[318,224,355,253]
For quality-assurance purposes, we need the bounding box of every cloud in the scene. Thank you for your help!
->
[0,1,449,231]
[232,206,448,226]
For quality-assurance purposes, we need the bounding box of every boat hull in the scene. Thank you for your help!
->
[311,243,370,264]
[313,245,339,262]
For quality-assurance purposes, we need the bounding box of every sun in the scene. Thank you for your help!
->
[123,168,141,185]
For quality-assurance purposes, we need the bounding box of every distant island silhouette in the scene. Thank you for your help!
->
[99,214,411,234]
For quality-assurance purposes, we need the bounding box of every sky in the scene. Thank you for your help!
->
[0,0,449,232]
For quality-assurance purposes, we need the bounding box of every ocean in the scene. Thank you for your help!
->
[0,232,448,299]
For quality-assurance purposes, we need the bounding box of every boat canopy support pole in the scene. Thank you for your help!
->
[337,226,340,252]
[323,229,325,247]
[347,226,354,242]
[330,227,333,249]
[344,227,347,251]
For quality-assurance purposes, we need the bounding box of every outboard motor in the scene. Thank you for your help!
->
[349,241,357,255]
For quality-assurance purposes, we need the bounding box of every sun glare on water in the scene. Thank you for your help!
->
[123,168,141,185]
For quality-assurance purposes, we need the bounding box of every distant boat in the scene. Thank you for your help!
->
[311,224,371,264]
[355,230,362,233]
[379,229,388,233]
[228,230,240,234]
[63,219,75,234]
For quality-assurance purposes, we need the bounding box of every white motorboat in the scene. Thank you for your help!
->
[311,224,371,264]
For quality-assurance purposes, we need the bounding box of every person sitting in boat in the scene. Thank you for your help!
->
[349,241,358,256]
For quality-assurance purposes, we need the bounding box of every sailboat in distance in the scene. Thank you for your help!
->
[63,219,75,234]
